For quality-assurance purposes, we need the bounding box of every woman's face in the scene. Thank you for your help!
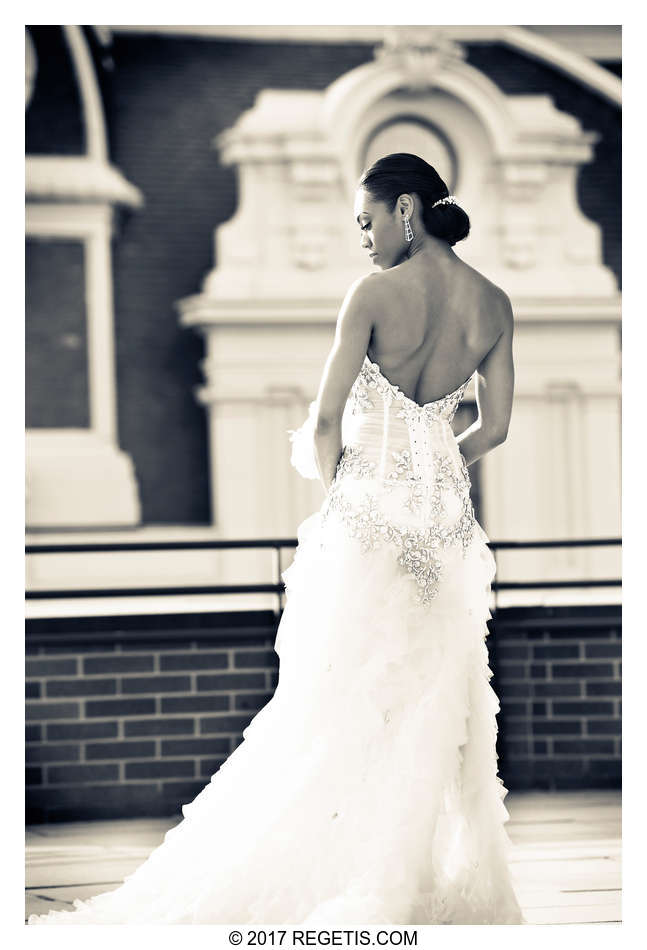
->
[353,188,409,270]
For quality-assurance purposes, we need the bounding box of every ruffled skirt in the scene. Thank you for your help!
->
[28,508,524,925]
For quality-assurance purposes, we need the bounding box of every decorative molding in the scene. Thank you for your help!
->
[61,25,107,161]
[373,26,466,92]
[26,156,143,208]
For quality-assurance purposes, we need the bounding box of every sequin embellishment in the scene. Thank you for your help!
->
[323,357,476,604]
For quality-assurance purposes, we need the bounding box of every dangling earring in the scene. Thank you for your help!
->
[403,214,414,242]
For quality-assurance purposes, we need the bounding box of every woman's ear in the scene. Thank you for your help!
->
[398,193,415,219]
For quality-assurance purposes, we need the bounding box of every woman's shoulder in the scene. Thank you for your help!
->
[461,261,512,311]
[340,271,398,316]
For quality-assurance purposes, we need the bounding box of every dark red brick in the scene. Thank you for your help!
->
[553,663,614,678]
[84,655,154,674]
[554,739,615,755]
[587,719,621,735]
[199,757,226,777]
[529,664,547,678]
[121,675,191,694]
[499,682,531,697]
[496,645,529,660]
[48,763,119,784]
[48,721,118,741]
[497,663,526,679]
[533,740,548,754]
[160,781,205,802]
[46,678,117,698]
[197,673,265,691]
[26,767,42,785]
[85,741,156,759]
[26,784,162,821]
[533,720,582,735]
[85,698,155,717]
[41,644,115,654]
[534,759,584,778]
[501,720,529,734]
[161,738,229,756]
[533,644,580,659]
[26,702,79,720]
[160,652,228,671]
[161,695,229,714]
[502,739,530,756]
[533,682,581,697]
[532,702,547,716]
[26,658,77,676]
[26,682,41,699]
[585,642,622,658]
[500,701,528,717]
[234,692,274,710]
[233,650,278,668]
[552,701,614,716]
[125,760,194,780]
[200,715,254,734]
[25,724,41,742]
[588,759,621,779]
[124,718,194,736]
[26,744,80,763]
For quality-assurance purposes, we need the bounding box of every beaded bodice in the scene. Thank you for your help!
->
[321,357,476,605]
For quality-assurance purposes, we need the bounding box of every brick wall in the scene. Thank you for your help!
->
[26,612,279,822]
[26,604,621,821]
[493,605,622,790]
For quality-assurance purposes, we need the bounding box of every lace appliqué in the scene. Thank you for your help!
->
[323,486,475,606]
[385,449,425,513]
[350,358,470,423]
[349,361,393,414]
[335,445,377,481]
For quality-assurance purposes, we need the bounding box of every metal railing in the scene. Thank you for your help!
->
[25,536,621,614]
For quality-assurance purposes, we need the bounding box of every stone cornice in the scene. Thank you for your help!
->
[107,25,621,59]
[25,156,144,208]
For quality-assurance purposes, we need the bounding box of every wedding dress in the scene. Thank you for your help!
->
[28,356,524,925]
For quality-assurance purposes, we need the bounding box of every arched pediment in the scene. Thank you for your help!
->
[188,31,617,312]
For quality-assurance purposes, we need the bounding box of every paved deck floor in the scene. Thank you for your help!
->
[26,789,621,925]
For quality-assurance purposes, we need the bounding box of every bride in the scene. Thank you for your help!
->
[28,152,524,925]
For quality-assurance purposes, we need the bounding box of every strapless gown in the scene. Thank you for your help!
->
[28,356,525,925]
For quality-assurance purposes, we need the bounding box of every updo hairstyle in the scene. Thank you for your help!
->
[358,152,470,247]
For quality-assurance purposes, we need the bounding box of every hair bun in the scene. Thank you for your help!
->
[423,200,470,247]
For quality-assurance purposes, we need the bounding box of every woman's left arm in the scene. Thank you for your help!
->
[314,275,377,490]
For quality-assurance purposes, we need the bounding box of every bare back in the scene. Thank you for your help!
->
[367,254,509,406]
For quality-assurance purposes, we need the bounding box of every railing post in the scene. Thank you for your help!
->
[492,544,499,615]
[272,545,283,618]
